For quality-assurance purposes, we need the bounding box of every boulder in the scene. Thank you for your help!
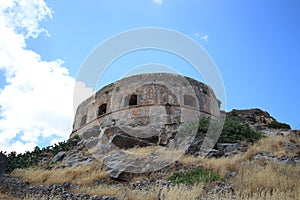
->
[195,148,220,158]
[109,169,132,182]
[51,151,65,163]
[82,127,101,140]
[217,143,241,156]
[111,133,153,149]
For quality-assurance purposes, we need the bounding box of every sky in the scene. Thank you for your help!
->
[0,0,300,153]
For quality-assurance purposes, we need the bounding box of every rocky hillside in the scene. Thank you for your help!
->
[227,108,291,131]
[0,108,299,200]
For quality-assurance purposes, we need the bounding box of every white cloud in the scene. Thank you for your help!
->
[0,0,93,153]
[194,32,209,42]
[201,34,208,42]
[153,0,162,6]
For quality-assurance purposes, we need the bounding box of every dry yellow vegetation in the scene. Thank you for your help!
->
[0,192,18,200]
[12,161,109,185]
[233,162,300,199]
[12,135,300,199]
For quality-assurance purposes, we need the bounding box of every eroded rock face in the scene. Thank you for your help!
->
[111,133,154,149]
[82,127,101,139]
[226,108,291,131]
[217,143,241,155]
[50,151,65,164]
[227,109,275,126]
[0,153,8,181]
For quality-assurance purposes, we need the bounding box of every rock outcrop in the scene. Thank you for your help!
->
[226,108,291,131]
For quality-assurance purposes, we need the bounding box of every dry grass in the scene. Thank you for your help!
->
[9,135,300,199]
[72,184,129,199]
[124,146,160,154]
[174,135,300,179]
[203,190,300,200]
[200,156,242,178]
[177,154,202,164]
[72,184,161,200]
[125,146,185,161]
[0,192,19,200]
[72,183,204,200]
[11,161,109,185]
[244,135,300,160]
[160,185,203,200]
[232,162,300,199]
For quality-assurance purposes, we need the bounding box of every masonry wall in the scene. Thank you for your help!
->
[71,73,220,138]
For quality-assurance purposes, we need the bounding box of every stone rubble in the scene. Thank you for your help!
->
[202,181,235,196]
[254,153,300,165]
[0,174,116,200]
[132,179,172,189]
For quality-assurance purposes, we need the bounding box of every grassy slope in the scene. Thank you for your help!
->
[10,135,300,200]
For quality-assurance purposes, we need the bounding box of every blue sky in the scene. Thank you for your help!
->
[0,0,300,152]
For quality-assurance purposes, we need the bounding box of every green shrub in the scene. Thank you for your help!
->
[169,167,224,185]
[266,121,291,130]
[4,136,81,173]
[187,116,264,144]
[219,118,263,143]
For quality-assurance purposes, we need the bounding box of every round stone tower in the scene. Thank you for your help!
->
[71,73,221,146]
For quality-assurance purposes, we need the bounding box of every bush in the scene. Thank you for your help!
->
[4,135,81,173]
[169,167,224,185]
[185,116,264,154]
[219,118,264,143]
[266,121,291,130]
[188,116,264,144]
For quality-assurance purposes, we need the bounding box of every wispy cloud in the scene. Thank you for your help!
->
[194,32,209,42]
[0,0,92,153]
[153,0,162,6]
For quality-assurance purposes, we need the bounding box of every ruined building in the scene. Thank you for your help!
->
[70,73,221,147]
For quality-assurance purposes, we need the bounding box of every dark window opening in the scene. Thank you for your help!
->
[80,115,87,126]
[129,94,137,106]
[165,103,171,115]
[98,103,107,116]
[184,95,197,108]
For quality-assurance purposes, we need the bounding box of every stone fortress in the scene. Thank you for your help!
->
[71,73,221,147]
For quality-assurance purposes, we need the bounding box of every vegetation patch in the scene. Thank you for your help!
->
[169,167,224,185]
[219,118,264,143]
[187,116,264,144]
[11,161,109,186]
[4,135,81,173]
[266,121,291,130]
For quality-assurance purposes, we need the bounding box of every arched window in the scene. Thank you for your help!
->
[184,95,197,108]
[80,115,87,126]
[129,94,137,106]
[98,103,107,116]
[165,103,171,115]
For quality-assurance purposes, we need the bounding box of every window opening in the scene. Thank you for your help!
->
[98,103,107,116]
[129,94,137,106]
[184,95,197,108]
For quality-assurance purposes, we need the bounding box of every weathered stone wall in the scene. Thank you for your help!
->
[71,73,221,138]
